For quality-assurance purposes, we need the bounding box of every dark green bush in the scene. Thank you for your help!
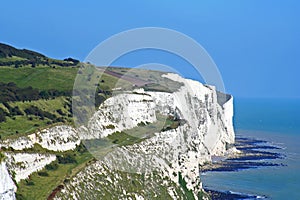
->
[45,161,59,170]
[57,153,77,164]
[25,180,34,186]
[105,124,115,129]
[37,171,49,176]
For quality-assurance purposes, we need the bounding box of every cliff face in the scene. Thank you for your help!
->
[0,162,16,200]
[0,72,235,200]
[0,126,80,200]
[5,153,56,183]
[0,126,80,152]
[56,73,235,199]
[84,92,157,139]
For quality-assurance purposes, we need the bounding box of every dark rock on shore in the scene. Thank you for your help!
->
[202,136,286,199]
[205,188,267,200]
[201,136,285,173]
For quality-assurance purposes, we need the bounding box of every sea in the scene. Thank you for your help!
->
[201,98,300,199]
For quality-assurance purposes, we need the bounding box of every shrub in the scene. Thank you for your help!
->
[37,171,49,176]
[112,139,119,144]
[25,180,35,186]
[75,143,88,153]
[57,153,76,164]
[0,82,72,104]
[56,109,65,116]
[45,161,59,170]
[0,152,5,162]
[137,121,146,127]
[64,178,70,184]
[15,193,26,200]
[0,108,6,122]
[24,105,56,120]
[105,124,115,129]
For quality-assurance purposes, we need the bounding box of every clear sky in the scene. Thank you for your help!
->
[1,0,299,98]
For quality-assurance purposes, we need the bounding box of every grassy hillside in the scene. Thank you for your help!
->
[0,64,183,140]
[0,97,72,139]
[16,147,94,200]
[0,66,131,139]
[0,44,81,139]
[0,43,45,60]
[0,43,184,140]
[0,43,79,67]
[0,43,131,139]
[0,66,78,91]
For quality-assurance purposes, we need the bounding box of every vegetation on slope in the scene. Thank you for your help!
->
[15,144,94,200]
[0,97,72,139]
[83,112,182,162]
[108,67,183,93]
[54,165,187,200]
[12,112,182,200]
[0,151,5,162]
[0,43,190,199]
[0,43,183,138]
[0,43,79,67]
[0,65,130,139]
[0,44,80,138]
[0,66,78,91]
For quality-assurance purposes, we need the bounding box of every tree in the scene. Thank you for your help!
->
[0,108,6,122]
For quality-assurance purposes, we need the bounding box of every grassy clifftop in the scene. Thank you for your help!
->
[0,65,127,139]
[0,43,182,140]
[0,44,109,139]
[0,44,79,139]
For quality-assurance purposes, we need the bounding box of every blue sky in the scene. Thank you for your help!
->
[1,0,299,98]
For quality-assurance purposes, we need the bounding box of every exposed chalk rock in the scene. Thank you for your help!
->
[5,153,56,183]
[0,126,80,152]
[56,73,235,200]
[0,162,16,200]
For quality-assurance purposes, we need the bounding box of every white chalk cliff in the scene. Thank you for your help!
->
[0,73,235,200]
[56,73,236,200]
[5,153,57,183]
[0,162,16,200]
[85,92,156,139]
[0,125,80,152]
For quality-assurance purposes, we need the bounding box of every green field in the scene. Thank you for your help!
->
[0,66,78,91]
[9,96,71,115]
[108,67,183,92]
[0,64,178,140]
[0,115,49,139]
[0,65,134,139]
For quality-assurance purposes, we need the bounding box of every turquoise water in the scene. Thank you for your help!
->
[202,98,300,199]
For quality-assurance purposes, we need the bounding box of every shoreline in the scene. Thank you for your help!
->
[204,188,267,200]
[202,136,286,199]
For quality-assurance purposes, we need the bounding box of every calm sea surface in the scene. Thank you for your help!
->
[202,98,300,199]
